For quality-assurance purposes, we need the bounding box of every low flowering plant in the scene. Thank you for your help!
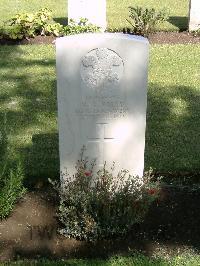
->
[84,171,92,177]
[146,188,160,196]
[50,148,162,241]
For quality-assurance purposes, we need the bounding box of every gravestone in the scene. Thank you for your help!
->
[68,0,106,31]
[56,33,149,178]
[189,0,200,31]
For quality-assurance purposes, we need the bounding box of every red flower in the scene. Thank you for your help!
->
[147,188,158,195]
[85,171,92,177]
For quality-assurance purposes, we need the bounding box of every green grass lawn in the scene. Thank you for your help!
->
[0,44,199,182]
[1,252,200,265]
[146,44,200,173]
[0,0,189,31]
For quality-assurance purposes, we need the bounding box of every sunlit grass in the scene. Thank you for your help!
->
[146,45,200,172]
[0,0,189,31]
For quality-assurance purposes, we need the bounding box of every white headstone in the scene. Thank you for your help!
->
[56,33,149,178]
[189,0,200,31]
[68,0,106,31]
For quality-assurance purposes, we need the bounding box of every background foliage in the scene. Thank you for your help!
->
[1,8,99,40]
[0,0,189,32]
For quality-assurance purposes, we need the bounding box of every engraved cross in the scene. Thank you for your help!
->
[88,123,114,167]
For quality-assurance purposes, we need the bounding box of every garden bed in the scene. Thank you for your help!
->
[1,185,200,261]
[0,31,200,46]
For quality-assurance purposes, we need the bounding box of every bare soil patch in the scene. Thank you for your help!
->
[149,31,200,44]
[0,186,200,261]
[0,31,200,45]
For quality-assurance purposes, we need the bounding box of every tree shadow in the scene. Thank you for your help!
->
[53,17,68,26]
[167,16,188,31]
[0,113,10,191]
[0,114,8,165]
[145,83,200,175]
[0,45,58,184]
[22,133,59,188]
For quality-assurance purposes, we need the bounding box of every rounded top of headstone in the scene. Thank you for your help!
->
[80,48,124,88]
[56,33,149,45]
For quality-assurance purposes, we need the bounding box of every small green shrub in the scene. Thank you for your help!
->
[127,6,167,36]
[50,148,161,241]
[0,9,100,40]
[64,18,100,35]
[3,8,53,39]
[0,162,26,219]
[0,115,26,219]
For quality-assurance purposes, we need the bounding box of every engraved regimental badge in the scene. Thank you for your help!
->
[80,48,124,88]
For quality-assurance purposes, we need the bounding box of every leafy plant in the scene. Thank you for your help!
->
[0,162,26,219]
[0,9,100,40]
[0,114,26,219]
[127,6,167,36]
[44,23,65,37]
[50,147,161,241]
[64,18,100,35]
[4,8,53,39]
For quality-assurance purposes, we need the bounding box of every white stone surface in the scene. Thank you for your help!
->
[68,0,106,31]
[189,0,200,31]
[56,33,149,178]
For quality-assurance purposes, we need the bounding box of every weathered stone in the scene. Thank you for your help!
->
[56,33,149,178]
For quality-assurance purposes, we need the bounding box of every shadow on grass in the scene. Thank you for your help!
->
[23,133,59,188]
[145,83,200,175]
[168,16,188,31]
[0,45,200,183]
[0,45,58,185]
[0,114,8,164]
[53,17,68,26]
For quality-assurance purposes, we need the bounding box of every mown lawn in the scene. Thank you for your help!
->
[146,44,200,173]
[0,44,199,182]
[0,0,189,31]
[1,252,200,265]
